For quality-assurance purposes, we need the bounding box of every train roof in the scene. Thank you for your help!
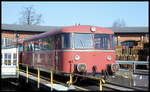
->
[23,25,114,42]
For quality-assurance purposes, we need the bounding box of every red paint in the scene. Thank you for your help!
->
[62,51,115,73]
[62,25,113,34]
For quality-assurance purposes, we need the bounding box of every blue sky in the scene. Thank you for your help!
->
[2,1,149,27]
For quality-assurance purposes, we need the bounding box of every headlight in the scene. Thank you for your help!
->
[75,55,80,61]
[111,63,120,71]
[77,64,86,72]
[107,56,112,61]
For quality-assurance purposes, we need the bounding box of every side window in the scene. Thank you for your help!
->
[61,33,72,49]
[48,36,54,50]
[38,39,43,50]
[34,40,40,51]
[55,34,61,49]
[26,41,35,52]
[42,36,54,50]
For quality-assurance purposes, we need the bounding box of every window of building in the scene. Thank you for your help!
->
[4,53,11,65]
[2,54,3,64]
[13,53,17,65]
[121,40,137,48]
[1,38,14,48]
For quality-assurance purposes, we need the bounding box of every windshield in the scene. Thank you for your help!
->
[74,33,93,49]
[94,34,113,49]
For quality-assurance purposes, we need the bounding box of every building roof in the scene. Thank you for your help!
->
[2,24,149,33]
[108,27,149,34]
[2,24,62,32]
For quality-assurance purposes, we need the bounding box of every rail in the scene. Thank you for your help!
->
[116,60,149,73]
[116,60,149,65]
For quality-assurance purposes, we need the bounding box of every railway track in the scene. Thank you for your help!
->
[72,77,147,91]
[19,66,147,91]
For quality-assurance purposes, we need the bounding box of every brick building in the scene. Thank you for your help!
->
[109,27,149,48]
[1,24,61,48]
[1,24,149,48]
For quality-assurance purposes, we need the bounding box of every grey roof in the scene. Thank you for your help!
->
[107,27,149,33]
[2,24,149,33]
[2,24,62,32]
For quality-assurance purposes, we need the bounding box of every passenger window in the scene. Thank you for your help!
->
[48,36,54,50]
[34,42,40,51]
[55,34,61,49]
[24,36,55,52]
[43,36,54,50]
[35,36,54,51]
[61,33,72,49]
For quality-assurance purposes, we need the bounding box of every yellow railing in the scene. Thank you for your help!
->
[38,68,40,88]
[99,79,105,91]
[18,63,106,91]
[51,70,53,91]
[26,64,28,83]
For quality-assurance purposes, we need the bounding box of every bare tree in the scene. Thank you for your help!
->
[112,18,126,28]
[19,6,43,25]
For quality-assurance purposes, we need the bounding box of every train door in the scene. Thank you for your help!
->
[54,34,61,71]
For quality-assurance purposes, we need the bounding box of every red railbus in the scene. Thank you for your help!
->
[21,25,119,76]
